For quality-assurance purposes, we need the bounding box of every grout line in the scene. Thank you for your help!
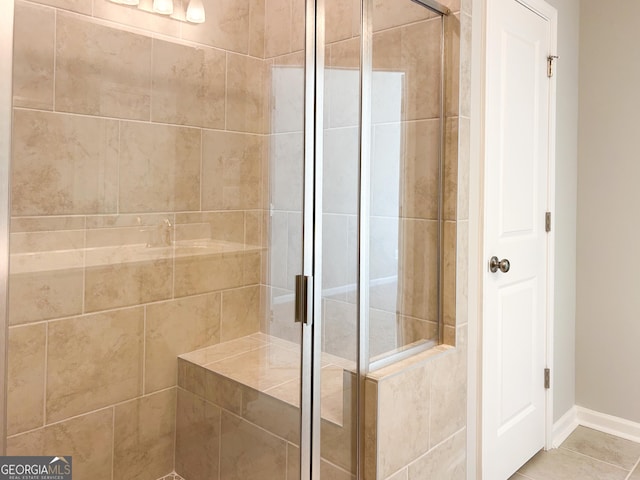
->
[116,121,121,215]
[367,14,445,39]
[42,322,48,427]
[37,282,260,328]
[198,129,203,214]
[404,426,466,471]
[171,212,176,300]
[81,216,87,314]
[142,306,147,395]
[171,246,176,300]
[224,52,228,130]
[219,290,225,342]
[247,0,254,57]
[149,39,154,123]
[217,410,222,480]
[287,0,292,54]
[513,472,536,480]
[44,304,144,326]
[110,407,115,480]
[284,441,289,480]
[8,385,178,440]
[221,408,294,445]
[52,9,57,111]
[427,366,433,451]
[267,119,443,136]
[10,208,267,226]
[11,106,269,136]
[262,376,299,395]
[243,211,248,246]
[263,0,270,59]
[260,0,266,59]
[201,344,269,371]
[260,0,267,60]
[557,446,632,473]
[172,386,177,476]
[624,456,640,480]
[321,457,354,478]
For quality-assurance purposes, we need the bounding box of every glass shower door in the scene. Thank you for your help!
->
[257,0,310,478]
[316,0,446,476]
[4,0,447,477]
[366,0,445,367]
[317,0,361,478]
[6,1,310,479]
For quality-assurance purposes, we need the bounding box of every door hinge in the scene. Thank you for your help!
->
[547,55,559,78]
[294,275,313,325]
[544,368,551,389]
[545,212,551,233]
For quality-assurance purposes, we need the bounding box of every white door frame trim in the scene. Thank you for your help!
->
[530,0,559,452]
[472,0,558,476]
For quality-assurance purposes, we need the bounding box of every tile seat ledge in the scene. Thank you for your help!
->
[178,332,357,427]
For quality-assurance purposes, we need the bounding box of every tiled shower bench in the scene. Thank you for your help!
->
[176,333,357,480]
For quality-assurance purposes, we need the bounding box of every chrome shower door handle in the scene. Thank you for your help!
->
[489,256,511,273]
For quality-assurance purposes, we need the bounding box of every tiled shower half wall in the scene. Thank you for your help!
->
[5,0,470,479]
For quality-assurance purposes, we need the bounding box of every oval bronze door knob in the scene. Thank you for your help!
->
[489,256,511,273]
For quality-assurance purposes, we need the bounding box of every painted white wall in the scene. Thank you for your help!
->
[576,0,640,424]
[544,0,580,424]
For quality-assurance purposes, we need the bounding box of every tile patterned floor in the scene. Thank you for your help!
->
[511,426,640,480]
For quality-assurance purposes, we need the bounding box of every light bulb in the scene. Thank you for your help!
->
[110,0,140,4]
[186,0,205,23]
[152,0,173,15]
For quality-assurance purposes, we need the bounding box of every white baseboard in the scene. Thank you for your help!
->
[552,406,578,448]
[551,406,640,447]
[575,406,640,444]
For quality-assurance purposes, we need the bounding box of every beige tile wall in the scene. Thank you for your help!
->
[7,409,114,480]
[365,328,468,479]
[113,389,177,480]
[7,2,268,479]
[11,109,119,216]
[55,13,153,120]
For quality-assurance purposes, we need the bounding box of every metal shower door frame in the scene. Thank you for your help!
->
[0,0,14,457]
[301,0,323,478]
[302,0,450,477]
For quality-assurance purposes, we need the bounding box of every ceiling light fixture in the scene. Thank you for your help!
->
[109,0,140,5]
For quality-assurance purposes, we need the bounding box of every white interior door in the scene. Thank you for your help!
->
[483,0,555,478]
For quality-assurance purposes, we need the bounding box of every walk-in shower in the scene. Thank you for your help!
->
[0,0,463,478]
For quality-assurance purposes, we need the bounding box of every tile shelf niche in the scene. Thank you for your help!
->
[9,225,263,274]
